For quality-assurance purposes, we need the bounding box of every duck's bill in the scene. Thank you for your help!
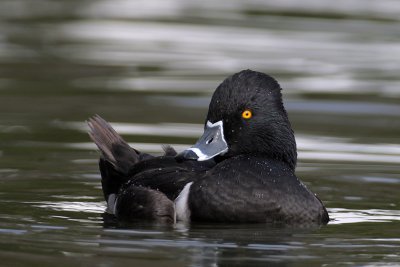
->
[176,120,228,161]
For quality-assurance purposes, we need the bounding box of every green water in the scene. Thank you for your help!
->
[1,0,400,266]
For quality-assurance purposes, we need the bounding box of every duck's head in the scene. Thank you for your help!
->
[177,69,297,170]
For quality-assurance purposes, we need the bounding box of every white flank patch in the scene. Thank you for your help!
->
[174,182,193,222]
[107,194,117,215]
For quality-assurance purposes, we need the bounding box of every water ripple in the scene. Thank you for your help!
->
[30,201,106,213]
[329,208,400,224]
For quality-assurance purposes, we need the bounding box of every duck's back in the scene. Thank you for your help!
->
[188,155,329,224]
[123,156,215,200]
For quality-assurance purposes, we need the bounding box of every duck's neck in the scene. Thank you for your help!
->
[264,135,297,170]
[217,148,297,171]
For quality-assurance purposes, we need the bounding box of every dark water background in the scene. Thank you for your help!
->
[1,0,400,266]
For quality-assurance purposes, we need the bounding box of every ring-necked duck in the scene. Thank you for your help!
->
[88,70,329,225]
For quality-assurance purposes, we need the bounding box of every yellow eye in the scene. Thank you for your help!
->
[242,109,252,119]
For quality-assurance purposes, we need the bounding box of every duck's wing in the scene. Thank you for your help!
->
[108,156,214,223]
[125,156,215,200]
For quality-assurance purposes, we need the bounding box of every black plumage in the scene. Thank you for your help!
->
[88,69,329,225]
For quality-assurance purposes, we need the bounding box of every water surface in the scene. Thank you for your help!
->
[1,0,400,266]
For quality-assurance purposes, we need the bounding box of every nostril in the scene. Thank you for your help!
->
[206,138,214,144]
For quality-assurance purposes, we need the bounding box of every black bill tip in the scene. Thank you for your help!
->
[175,150,199,162]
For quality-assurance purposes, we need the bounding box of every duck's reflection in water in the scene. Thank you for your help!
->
[102,213,321,267]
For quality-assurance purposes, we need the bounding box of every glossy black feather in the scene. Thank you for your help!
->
[125,157,215,200]
[88,69,329,225]
[89,116,215,201]
[116,185,175,223]
[208,70,297,169]
[189,155,329,224]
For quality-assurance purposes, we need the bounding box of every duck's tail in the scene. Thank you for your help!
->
[87,115,179,207]
[88,115,140,174]
[87,115,142,202]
